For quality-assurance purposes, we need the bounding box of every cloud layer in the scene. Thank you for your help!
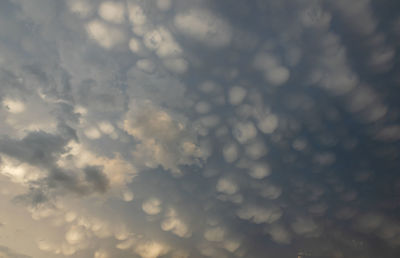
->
[1,0,400,257]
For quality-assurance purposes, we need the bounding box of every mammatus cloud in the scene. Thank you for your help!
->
[174,8,233,48]
[0,0,400,257]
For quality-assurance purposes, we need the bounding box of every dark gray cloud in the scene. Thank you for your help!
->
[83,166,109,194]
[0,130,70,167]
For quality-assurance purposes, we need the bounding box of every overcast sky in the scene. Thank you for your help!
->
[1,0,400,257]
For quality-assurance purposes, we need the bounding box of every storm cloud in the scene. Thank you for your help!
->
[1,0,400,257]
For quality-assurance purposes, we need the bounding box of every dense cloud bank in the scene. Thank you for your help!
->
[1,0,400,257]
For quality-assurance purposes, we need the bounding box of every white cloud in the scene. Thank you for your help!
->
[223,239,241,252]
[98,1,125,24]
[65,212,77,223]
[253,53,290,86]
[134,240,169,258]
[37,240,54,252]
[0,155,45,184]
[237,205,282,224]
[2,98,25,114]
[249,163,271,179]
[264,66,290,86]
[2,95,57,137]
[84,127,101,139]
[65,225,86,245]
[98,121,115,135]
[142,198,162,215]
[122,190,134,202]
[114,225,131,241]
[161,208,191,238]
[124,100,207,176]
[228,86,247,106]
[129,38,143,53]
[94,249,109,258]
[128,3,147,25]
[91,218,112,238]
[216,177,238,195]
[68,0,93,18]
[232,121,257,144]
[143,27,182,58]
[267,224,291,244]
[117,238,135,250]
[174,9,232,47]
[86,20,125,49]
[257,114,278,134]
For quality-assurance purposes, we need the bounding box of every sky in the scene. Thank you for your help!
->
[0,0,400,257]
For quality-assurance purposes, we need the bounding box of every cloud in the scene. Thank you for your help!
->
[253,52,290,86]
[266,224,292,244]
[174,8,232,47]
[0,130,70,167]
[232,121,258,144]
[2,98,25,114]
[98,1,125,24]
[127,2,147,26]
[222,142,238,163]
[161,208,191,238]
[228,86,247,106]
[85,19,125,49]
[245,140,268,160]
[65,225,86,245]
[134,240,169,258]
[256,114,279,134]
[376,125,400,141]
[1,0,400,257]
[124,100,208,176]
[83,166,109,193]
[216,177,238,195]
[0,246,31,258]
[204,226,225,242]
[67,0,93,18]
[248,162,271,179]
[237,205,282,224]
[142,198,162,215]
[143,27,182,58]
[156,0,172,11]
[291,217,321,237]
[94,249,109,258]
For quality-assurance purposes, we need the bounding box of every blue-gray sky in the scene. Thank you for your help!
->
[1,0,400,257]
